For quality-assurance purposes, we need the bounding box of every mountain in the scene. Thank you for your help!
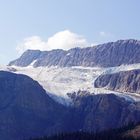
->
[0,71,140,140]
[94,69,140,94]
[3,39,140,139]
[0,71,66,140]
[68,92,140,132]
[8,50,42,67]
[9,39,140,68]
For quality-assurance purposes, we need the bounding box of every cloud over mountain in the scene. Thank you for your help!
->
[16,30,89,53]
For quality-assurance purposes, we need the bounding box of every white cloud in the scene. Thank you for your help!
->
[16,36,47,54]
[16,30,89,54]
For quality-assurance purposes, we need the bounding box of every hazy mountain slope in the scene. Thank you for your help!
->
[9,39,140,68]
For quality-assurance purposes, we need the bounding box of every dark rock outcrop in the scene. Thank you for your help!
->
[9,39,140,67]
[94,69,140,94]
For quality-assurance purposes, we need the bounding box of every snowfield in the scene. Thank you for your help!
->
[1,63,140,105]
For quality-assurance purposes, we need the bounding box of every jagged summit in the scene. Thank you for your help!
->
[9,39,140,68]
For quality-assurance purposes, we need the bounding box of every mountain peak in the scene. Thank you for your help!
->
[9,39,140,68]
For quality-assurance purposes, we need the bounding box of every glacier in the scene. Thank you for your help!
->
[1,63,140,105]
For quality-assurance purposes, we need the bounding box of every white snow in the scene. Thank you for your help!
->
[103,63,140,74]
[66,53,70,56]
[29,60,37,66]
[1,63,140,105]
[11,66,103,97]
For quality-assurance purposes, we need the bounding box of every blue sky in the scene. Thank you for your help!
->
[0,0,140,64]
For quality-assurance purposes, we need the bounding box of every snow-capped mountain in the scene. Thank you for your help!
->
[1,39,140,140]
[7,39,140,104]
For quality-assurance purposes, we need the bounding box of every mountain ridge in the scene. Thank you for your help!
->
[9,39,140,68]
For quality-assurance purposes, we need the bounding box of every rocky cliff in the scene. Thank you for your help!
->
[94,69,140,94]
[68,91,140,132]
[9,39,140,67]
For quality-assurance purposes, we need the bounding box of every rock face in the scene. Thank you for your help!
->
[94,69,140,94]
[1,71,140,140]
[68,92,140,132]
[0,71,66,140]
[9,50,42,67]
[9,39,140,67]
